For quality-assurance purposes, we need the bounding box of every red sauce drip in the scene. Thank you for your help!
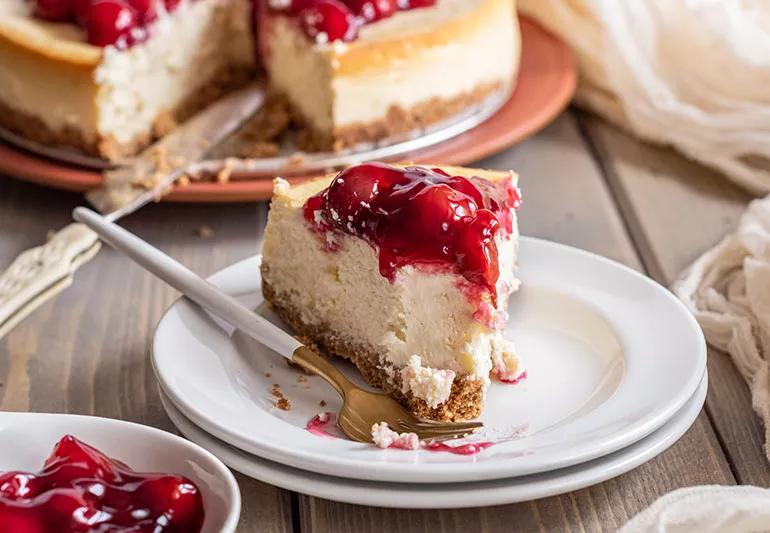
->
[0,435,205,532]
[303,163,521,301]
[269,0,438,43]
[425,441,495,456]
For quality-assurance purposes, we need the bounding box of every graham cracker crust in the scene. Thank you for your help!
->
[0,66,252,161]
[293,81,505,152]
[262,269,485,422]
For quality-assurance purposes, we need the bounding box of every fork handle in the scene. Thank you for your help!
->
[0,223,100,340]
[73,207,303,358]
[293,346,355,398]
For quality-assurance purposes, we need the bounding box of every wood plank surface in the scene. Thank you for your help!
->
[0,109,744,532]
[577,113,770,487]
[0,178,292,532]
[299,113,734,533]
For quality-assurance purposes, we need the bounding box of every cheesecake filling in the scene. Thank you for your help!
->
[95,0,255,146]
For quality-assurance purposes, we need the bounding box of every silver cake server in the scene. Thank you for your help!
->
[0,83,266,340]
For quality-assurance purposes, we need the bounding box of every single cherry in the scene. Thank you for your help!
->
[299,0,358,42]
[85,0,141,48]
[34,0,74,22]
[164,0,180,11]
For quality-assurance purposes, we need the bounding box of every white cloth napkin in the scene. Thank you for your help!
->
[519,0,770,194]
[620,486,770,532]
[674,195,770,460]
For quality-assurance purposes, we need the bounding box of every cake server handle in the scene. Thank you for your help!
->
[0,223,100,340]
[72,207,303,358]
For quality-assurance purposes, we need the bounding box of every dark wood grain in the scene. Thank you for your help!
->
[299,113,734,532]
[0,177,291,532]
[577,113,770,486]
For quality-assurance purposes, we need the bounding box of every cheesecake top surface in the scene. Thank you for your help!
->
[284,163,520,299]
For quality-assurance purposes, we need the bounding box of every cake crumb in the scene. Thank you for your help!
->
[319,400,327,407]
[276,397,291,411]
[265,372,272,378]
[176,175,191,187]
[270,384,292,410]
[196,225,213,238]
[216,159,237,184]
[371,423,419,450]
[296,375,308,384]
[240,141,280,158]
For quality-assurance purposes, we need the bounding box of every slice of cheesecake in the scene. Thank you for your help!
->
[261,162,522,421]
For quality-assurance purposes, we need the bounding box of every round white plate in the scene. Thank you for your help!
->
[161,373,707,509]
[152,237,707,484]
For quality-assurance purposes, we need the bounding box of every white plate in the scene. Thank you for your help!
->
[161,373,707,509]
[152,237,707,484]
[0,412,241,532]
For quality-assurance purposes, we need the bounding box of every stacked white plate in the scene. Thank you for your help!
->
[152,237,708,509]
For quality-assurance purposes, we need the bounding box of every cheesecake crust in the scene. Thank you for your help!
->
[0,65,252,161]
[262,269,484,422]
[293,81,506,152]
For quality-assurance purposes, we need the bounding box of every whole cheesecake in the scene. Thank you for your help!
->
[261,162,523,421]
[0,0,520,161]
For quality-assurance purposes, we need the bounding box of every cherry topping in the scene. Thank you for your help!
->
[85,0,141,48]
[270,0,438,42]
[345,0,397,22]
[0,435,205,532]
[304,163,520,300]
[34,0,74,22]
[403,0,436,7]
[299,0,358,43]
[164,0,181,12]
[73,0,91,24]
[127,0,158,22]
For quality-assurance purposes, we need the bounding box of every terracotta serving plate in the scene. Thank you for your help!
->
[0,17,576,203]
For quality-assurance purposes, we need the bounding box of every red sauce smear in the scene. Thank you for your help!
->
[0,435,205,532]
[304,163,521,303]
[499,369,529,385]
[306,412,344,439]
[425,441,495,455]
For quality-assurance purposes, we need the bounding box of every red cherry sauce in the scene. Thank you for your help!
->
[31,0,187,49]
[303,163,521,305]
[268,0,438,43]
[305,412,345,439]
[0,435,205,532]
[425,440,495,455]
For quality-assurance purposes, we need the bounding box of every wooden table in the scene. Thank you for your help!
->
[0,109,764,531]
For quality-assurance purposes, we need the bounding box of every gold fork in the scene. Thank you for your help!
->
[74,207,483,444]
[293,346,482,442]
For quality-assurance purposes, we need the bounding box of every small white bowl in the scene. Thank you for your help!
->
[0,411,240,532]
